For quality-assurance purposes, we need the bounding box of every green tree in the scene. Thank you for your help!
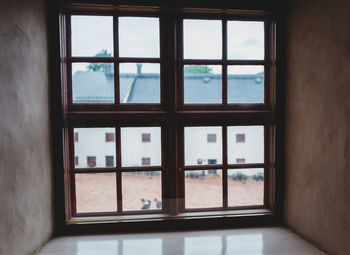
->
[184,65,213,74]
[86,49,112,71]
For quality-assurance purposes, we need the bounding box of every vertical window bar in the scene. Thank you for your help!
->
[222,20,227,105]
[177,19,184,110]
[116,126,122,213]
[66,14,73,106]
[222,125,228,208]
[69,127,77,216]
[113,15,120,105]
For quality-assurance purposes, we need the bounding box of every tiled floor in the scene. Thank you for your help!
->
[38,227,326,255]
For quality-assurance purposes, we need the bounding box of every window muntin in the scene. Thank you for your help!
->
[64,10,275,220]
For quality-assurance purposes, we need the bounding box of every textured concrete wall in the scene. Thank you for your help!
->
[0,0,53,254]
[285,0,350,254]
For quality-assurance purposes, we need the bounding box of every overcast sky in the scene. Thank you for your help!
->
[71,16,264,74]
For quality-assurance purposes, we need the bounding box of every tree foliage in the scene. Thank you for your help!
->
[86,49,112,72]
[184,65,213,74]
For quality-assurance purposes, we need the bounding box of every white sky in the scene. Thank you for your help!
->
[71,16,264,74]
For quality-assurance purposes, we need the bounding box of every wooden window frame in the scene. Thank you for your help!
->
[49,1,285,234]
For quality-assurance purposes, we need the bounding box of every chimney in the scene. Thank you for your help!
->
[104,63,114,77]
[137,64,142,75]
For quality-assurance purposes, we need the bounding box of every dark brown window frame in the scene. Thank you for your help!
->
[50,2,285,234]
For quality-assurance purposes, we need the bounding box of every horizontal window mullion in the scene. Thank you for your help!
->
[73,168,117,174]
[183,165,224,170]
[226,163,266,169]
[119,57,160,63]
[70,57,115,63]
[181,60,267,65]
[120,166,163,172]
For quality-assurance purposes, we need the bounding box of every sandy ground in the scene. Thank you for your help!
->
[75,173,263,213]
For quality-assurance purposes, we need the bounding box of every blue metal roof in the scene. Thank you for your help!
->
[72,71,264,104]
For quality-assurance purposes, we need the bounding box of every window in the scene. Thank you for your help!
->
[236,134,245,143]
[207,134,217,143]
[141,157,151,166]
[87,156,96,167]
[59,5,277,224]
[236,158,246,164]
[208,159,217,165]
[74,132,78,142]
[105,156,114,167]
[75,156,79,166]
[142,133,151,143]
[105,133,115,142]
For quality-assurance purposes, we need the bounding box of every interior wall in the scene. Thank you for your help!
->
[285,0,350,254]
[0,0,53,254]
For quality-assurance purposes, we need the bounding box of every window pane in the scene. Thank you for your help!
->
[227,21,264,60]
[227,126,264,164]
[184,65,222,104]
[121,127,161,167]
[122,171,162,211]
[185,127,222,166]
[185,170,222,209]
[184,19,222,59]
[74,128,116,168]
[72,63,114,104]
[228,168,264,207]
[119,17,159,58]
[120,63,160,104]
[71,16,113,57]
[75,173,117,213]
[227,66,264,104]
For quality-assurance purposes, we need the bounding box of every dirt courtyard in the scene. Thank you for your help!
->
[75,173,264,213]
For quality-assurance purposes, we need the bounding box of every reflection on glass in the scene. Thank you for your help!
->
[227,126,264,164]
[123,239,162,255]
[184,65,222,104]
[185,236,222,255]
[72,63,114,104]
[122,171,162,211]
[227,21,264,60]
[71,16,113,57]
[227,65,264,104]
[185,127,222,166]
[119,63,160,103]
[228,168,264,207]
[185,170,222,209]
[75,173,117,213]
[119,17,160,58]
[184,19,222,59]
[74,128,116,168]
[121,127,161,167]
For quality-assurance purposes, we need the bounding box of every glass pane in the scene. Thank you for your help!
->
[75,173,117,213]
[228,168,264,207]
[71,16,113,57]
[120,63,160,103]
[227,21,264,60]
[184,19,222,59]
[72,63,114,104]
[74,128,116,168]
[119,17,159,58]
[185,170,222,209]
[227,66,264,104]
[227,126,264,164]
[185,127,222,166]
[121,127,161,167]
[184,65,222,104]
[122,171,162,211]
